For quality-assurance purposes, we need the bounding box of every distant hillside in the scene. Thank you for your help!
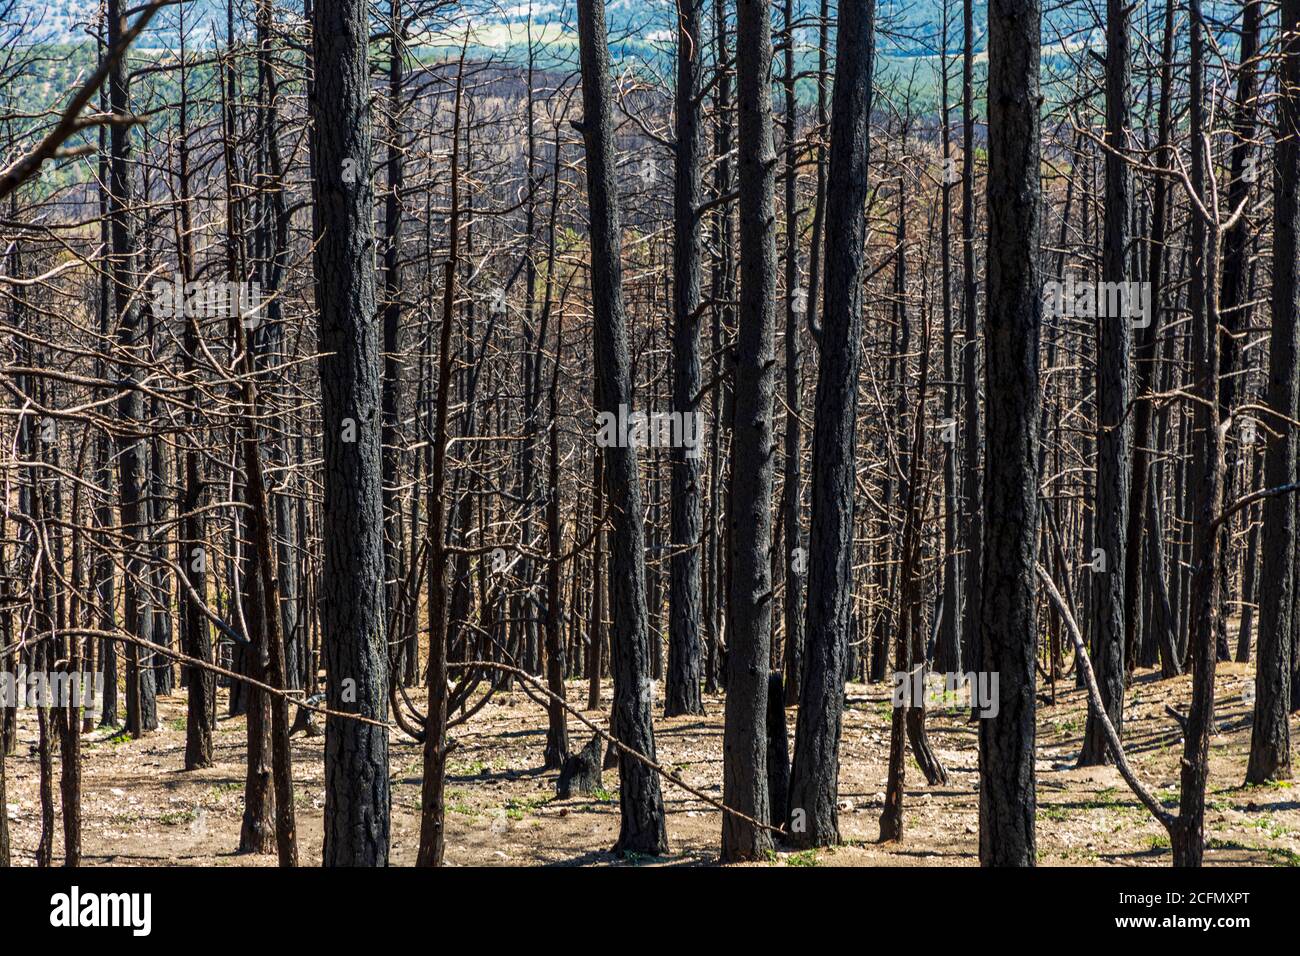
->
[3,0,1250,122]
[8,0,1004,57]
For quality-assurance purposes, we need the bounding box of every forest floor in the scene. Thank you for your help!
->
[4,657,1299,866]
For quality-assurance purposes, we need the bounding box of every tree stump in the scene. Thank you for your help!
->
[288,694,325,738]
[557,734,603,798]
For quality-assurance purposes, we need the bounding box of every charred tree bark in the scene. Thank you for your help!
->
[959,0,984,679]
[665,0,705,718]
[1234,451,1263,662]
[312,0,390,867]
[978,0,1042,867]
[779,0,807,703]
[107,0,156,740]
[587,452,604,711]
[416,46,467,870]
[1215,0,1263,664]
[1172,0,1226,866]
[380,0,406,684]
[721,0,780,863]
[787,0,875,850]
[936,7,961,675]
[543,347,570,767]
[173,55,215,770]
[1246,0,1300,784]
[576,0,669,856]
[1080,0,1132,766]
[1124,0,1178,680]
[236,306,299,867]
[238,550,275,856]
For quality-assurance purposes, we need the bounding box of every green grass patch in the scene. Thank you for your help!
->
[786,849,820,867]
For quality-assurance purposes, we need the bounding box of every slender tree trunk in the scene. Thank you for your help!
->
[936,5,960,675]
[173,57,215,769]
[787,0,875,849]
[1172,0,1226,866]
[978,0,1042,867]
[107,0,156,740]
[238,542,275,855]
[707,0,736,698]
[779,0,807,702]
[1080,0,1132,766]
[959,0,983,679]
[237,306,299,866]
[720,0,780,863]
[1215,0,1263,664]
[588,452,604,711]
[665,0,705,718]
[543,314,570,767]
[1245,0,1300,784]
[312,0,390,867]
[381,0,406,681]
[1124,0,1178,679]
[576,0,669,856]
[416,47,466,869]
[541,135,570,767]
[1235,451,1263,662]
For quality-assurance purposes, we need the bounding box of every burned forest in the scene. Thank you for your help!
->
[0,0,1298,899]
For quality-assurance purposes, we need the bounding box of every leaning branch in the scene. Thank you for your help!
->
[450,660,785,836]
[0,0,172,201]
[1035,563,1177,832]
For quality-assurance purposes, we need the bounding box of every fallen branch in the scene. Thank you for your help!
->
[449,660,785,836]
[1035,563,1176,831]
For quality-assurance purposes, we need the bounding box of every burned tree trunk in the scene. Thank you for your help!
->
[380,0,406,681]
[1171,0,1227,866]
[959,0,984,681]
[416,47,467,869]
[936,8,960,675]
[172,57,215,769]
[1080,0,1132,766]
[1246,0,1300,784]
[978,0,1042,867]
[575,0,668,856]
[543,307,570,768]
[312,0,390,867]
[787,0,875,850]
[107,0,157,740]
[1215,0,1263,665]
[665,0,705,718]
[779,0,807,702]
[1124,0,1179,680]
[721,0,779,863]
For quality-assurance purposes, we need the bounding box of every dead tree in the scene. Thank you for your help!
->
[312,0,391,867]
[721,0,779,863]
[978,0,1042,868]
[575,0,668,856]
[1079,0,1132,767]
[665,0,705,718]
[1246,0,1300,784]
[787,0,876,850]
